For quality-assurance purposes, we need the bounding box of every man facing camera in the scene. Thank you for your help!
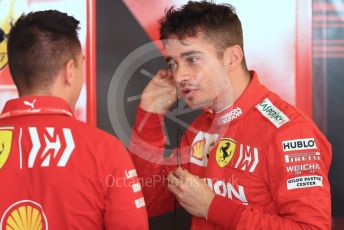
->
[130,1,331,229]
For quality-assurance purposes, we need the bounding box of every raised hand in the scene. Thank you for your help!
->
[140,69,177,114]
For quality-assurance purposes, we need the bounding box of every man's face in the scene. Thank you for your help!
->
[164,35,230,110]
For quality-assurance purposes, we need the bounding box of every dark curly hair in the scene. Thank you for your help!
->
[160,1,246,67]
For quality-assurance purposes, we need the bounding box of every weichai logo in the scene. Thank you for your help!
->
[286,163,320,174]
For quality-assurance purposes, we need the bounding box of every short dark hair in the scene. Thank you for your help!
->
[160,1,246,66]
[7,10,81,94]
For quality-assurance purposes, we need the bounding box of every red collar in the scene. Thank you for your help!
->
[0,96,74,119]
[210,71,269,126]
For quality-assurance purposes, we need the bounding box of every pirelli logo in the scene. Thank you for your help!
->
[282,138,317,152]
[284,152,320,163]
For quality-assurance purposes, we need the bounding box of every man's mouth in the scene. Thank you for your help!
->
[181,87,198,99]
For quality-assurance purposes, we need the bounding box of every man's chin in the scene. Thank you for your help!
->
[185,98,212,110]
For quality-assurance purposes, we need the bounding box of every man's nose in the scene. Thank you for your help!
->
[174,64,192,85]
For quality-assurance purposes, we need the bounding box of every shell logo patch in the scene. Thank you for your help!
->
[0,130,13,169]
[191,138,206,160]
[1,200,48,230]
[215,138,236,167]
[189,131,219,167]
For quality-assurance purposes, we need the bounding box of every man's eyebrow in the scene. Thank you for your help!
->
[180,50,204,57]
[165,51,204,62]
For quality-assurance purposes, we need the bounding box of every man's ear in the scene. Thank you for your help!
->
[63,58,75,85]
[223,45,244,71]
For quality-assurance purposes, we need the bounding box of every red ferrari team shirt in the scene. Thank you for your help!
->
[130,71,332,229]
[0,96,148,230]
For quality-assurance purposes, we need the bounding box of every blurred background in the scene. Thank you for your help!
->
[0,0,343,229]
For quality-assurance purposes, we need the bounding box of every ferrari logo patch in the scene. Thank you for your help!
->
[215,138,236,167]
[0,130,13,169]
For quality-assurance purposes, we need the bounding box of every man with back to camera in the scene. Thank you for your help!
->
[129,1,332,229]
[0,10,148,229]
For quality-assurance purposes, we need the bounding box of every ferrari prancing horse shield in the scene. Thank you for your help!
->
[0,130,13,169]
[215,138,236,167]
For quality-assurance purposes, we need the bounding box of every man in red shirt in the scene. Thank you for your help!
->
[0,10,148,229]
[130,1,332,229]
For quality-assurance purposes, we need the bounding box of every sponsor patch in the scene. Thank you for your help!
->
[125,169,137,179]
[132,182,142,193]
[192,138,206,160]
[206,178,248,205]
[1,200,48,229]
[286,163,320,174]
[287,175,323,190]
[234,144,259,173]
[215,139,236,168]
[282,138,317,152]
[23,99,37,109]
[28,127,75,168]
[284,152,320,163]
[217,107,242,125]
[256,98,289,128]
[135,197,146,208]
[190,131,219,167]
[0,130,13,170]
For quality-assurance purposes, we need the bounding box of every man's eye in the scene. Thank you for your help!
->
[186,56,200,64]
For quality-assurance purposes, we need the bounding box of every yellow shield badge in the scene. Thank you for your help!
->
[0,0,19,70]
[215,138,236,167]
[0,130,13,169]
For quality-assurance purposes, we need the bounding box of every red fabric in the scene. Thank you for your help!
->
[0,96,148,229]
[129,71,332,229]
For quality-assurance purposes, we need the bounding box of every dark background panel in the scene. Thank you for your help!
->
[96,0,193,229]
[313,0,344,220]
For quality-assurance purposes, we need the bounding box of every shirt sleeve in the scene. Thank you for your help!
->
[103,137,149,230]
[207,121,332,229]
[129,106,191,217]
